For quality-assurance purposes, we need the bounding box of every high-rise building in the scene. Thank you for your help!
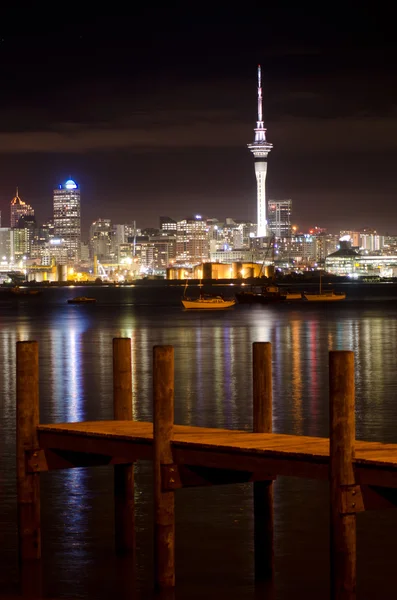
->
[10,188,34,228]
[53,179,81,263]
[160,216,177,232]
[175,216,209,264]
[267,200,292,238]
[247,66,273,238]
[89,218,112,260]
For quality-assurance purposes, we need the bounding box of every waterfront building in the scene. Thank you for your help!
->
[53,179,81,263]
[10,188,34,228]
[247,65,273,238]
[267,200,292,238]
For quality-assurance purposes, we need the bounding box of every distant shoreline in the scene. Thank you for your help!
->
[2,275,397,289]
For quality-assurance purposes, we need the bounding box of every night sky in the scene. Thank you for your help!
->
[1,8,396,236]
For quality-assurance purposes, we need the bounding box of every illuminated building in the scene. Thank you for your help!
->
[267,200,292,238]
[10,228,28,260]
[53,179,81,263]
[289,234,315,265]
[247,65,273,238]
[149,235,176,268]
[176,216,210,264]
[160,216,177,232]
[10,188,34,228]
[89,218,112,261]
[312,233,339,263]
[0,228,11,259]
[340,230,384,253]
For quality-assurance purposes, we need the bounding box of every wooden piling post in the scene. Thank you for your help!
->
[329,351,356,600]
[113,337,135,554]
[252,341,274,580]
[153,345,175,589]
[16,340,41,561]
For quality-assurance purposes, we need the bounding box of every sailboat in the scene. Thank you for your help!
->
[303,272,346,302]
[181,281,236,310]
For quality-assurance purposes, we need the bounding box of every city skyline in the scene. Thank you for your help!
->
[1,11,397,233]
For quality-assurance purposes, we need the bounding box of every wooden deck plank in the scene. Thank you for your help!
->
[37,421,397,469]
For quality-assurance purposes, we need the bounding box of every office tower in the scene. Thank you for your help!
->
[53,179,81,263]
[10,188,34,228]
[175,216,210,263]
[160,216,177,232]
[247,65,273,238]
[89,218,112,261]
[267,200,292,238]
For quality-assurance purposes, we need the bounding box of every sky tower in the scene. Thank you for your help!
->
[247,65,273,237]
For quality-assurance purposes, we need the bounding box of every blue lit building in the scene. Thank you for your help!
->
[53,179,81,263]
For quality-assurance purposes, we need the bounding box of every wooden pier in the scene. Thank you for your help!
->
[15,339,397,599]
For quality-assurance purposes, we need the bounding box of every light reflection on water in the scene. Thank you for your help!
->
[1,286,397,599]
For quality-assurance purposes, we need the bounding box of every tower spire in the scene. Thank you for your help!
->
[247,65,273,238]
[257,64,262,123]
[16,186,19,197]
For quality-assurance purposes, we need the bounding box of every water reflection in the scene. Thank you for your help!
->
[49,328,84,422]
[2,288,397,599]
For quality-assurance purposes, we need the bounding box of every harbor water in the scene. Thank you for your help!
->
[1,283,397,599]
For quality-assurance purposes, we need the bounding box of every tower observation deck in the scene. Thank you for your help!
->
[247,65,273,238]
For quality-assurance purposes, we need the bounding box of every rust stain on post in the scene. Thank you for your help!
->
[113,338,135,554]
[16,341,41,561]
[153,345,175,589]
[253,342,274,580]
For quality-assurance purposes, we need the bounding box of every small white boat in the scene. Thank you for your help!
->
[182,296,236,310]
[182,281,235,309]
[303,273,346,302]
[304,291,346,302]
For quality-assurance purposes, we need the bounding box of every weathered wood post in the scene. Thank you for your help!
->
[153,345,175,589]
[253,341,274,580]
[113,337,135,554]
[329,350,357,600]
[16,340,41,561]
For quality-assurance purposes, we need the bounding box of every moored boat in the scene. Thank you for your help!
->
[303,272,346,302]
[9,286,41,296]
[67,296,96,304]
[182,280,235,310]
[303,290,346,302]
[283,291,303,301]
[182,296,236,309]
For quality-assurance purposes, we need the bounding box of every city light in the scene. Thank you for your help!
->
[65,179,77,190]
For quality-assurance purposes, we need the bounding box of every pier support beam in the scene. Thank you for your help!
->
[16,340,41,561]
[329,351,356,600]
[113,337,135,554]
[153,345,175,589]
[253,341,274,579]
